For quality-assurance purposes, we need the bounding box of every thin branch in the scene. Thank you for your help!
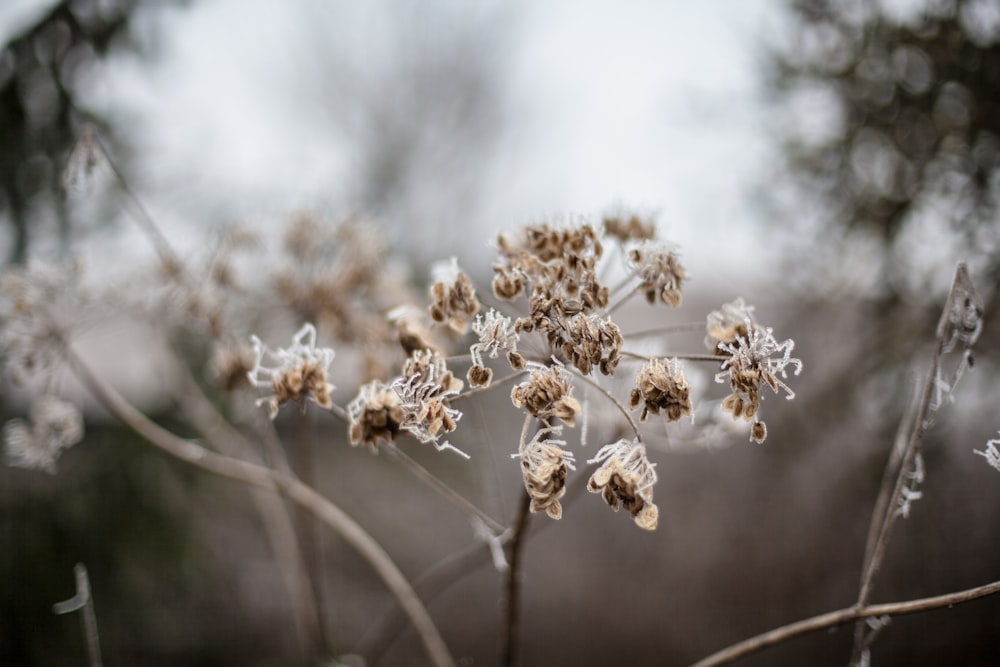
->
[623,322,707,339]
[690,578,1000,667]
[62,342,455,667]
[566,367,641,441]
[385,441,505,534]
[621,350,728,364]
[451,370,529,404]
[606,282,643,316]
[849,263,977,663]
[53,563,103,667]
[500,491,532,667]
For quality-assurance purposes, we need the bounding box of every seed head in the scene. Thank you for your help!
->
[515,428,576,519]
[428,258,479,333]
[630,358,692,422]
[628,241,686,307]
[511,366,581,427]
[347,380,404,452]
[392,351,466,457]
[4,395,84,474]
[248,323,336,419]
[587,439,658,530]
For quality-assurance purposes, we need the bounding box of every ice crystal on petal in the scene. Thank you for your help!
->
[391,351,467,457]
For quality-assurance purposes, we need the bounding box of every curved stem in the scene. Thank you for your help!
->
[63,343,454,667]
[690,578,1000,667]
[566,367,641,441]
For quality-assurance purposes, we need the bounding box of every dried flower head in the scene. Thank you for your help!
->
[210,342,256,392]
[511,366,581,427]
[975,432,1000,472]
[705,298,756,351]
[587,439,658,530]
[630,358,692,422]
[248,323,336,419]
[428,258,479,333]
[347,380,404,452]
[714,318,802,442]
[4,395,84,474]
[468,309,523,386]
[628,241,686,307]
[515,427,576,519]
[392,351,466,457]
[602,210,656,242]
[389,305,441,356]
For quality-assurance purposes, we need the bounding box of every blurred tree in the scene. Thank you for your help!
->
[768,0,1000,302]
[0,0,146,264]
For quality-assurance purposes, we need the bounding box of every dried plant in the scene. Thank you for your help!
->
[4,130,998,667]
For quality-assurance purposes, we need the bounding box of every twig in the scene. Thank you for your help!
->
[451,370,529,404]
[385,441,506,534]
[623,322,707,338]
[621,350,728,364]
[689,578,1000,667]
[500,491,532,667]
[606,282,643,316]
[566,367,641,441]
[849,263,978,663]
[62,342,455,667]
[53,563,103,667]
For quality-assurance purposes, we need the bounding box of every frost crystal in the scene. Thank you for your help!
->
[974,432,1000,472]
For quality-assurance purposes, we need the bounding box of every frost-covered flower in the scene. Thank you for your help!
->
[514,427,575,519]
[630,357,691,422]
[975,432,1000,472]
[587,439,658,530]
[428,257,479,333]
[4,395,84,474]
[705,298,756,351]
[511,366,581,427]
[391,351,466,457]
[347,380,404,453]
[627,241,686,307]
[714,316,802,443]
[248,323,336,419]
[467,309,524,386]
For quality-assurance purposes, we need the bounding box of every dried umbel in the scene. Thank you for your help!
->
[347,380,404,452]
[391,350,466,457]
[628,241,686,307]
[248,323,336,419]
[511,366,581,427]
[3,395,84,474]
[587,439,658,530]
[714,316,802,443]
[630,358,692,422]
[515,428,576,519]
[428,258,479,334]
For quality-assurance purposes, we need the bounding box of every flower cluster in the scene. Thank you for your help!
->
[492,223,622,375]
[709,301,802,443]
[602,210,656,242]
[515,427,575,519]
[248,323,336,418]
[587,439,659,530]
[630,357,692,422]
[391,350,466,457]
[428,258,479,333]
[3,395,84,474]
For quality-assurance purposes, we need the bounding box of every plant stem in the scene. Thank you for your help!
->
[690,578,1000,667]
[63,342,455,667]
[501,491,532,667]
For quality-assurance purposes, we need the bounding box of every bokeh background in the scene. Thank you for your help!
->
[2,0,1000,665]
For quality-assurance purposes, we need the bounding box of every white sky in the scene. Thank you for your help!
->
[3,0,782,288]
